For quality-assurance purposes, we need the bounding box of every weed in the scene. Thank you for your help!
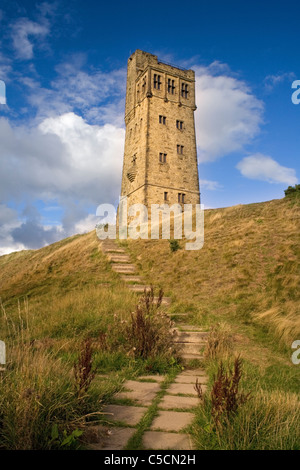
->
[211,356,250,430]
[124,287,178,360]
[74,338,96,395]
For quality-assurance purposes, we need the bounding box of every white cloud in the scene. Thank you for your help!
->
[0,113,125,251]
[200,179,222,190]
[236,154,298,185]
[194,64,264,162]
[11,17,49,59]
[21,56,126,125]
[264,72,295,92]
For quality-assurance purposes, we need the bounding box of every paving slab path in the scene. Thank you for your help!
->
[91,239,210,450]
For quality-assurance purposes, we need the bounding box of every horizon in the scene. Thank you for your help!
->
[0,0,299,255]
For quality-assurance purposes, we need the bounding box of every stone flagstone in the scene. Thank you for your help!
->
[143,431,194,450]
[166,382,206,396]
[115,380,160,406]
[89,426,135,450]
[103,404,147,426]
[175,374,208,384]
[179,369,206,376]
[150,411,194,432]
[138,375,165,382]
[159,394,199,410]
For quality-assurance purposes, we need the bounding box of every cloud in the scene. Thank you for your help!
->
[264,72,295,92]
[236,154,298,185]
[0,204,25,256]
[200,179,222,190]
[11,17,49,59]
[194,64,264,162]
[20,55,126,125]
[0,113,125,251]
[11,205,63,249]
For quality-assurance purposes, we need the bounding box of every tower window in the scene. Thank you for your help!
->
[168,79,175,94]
[142,76,146,93]
[159,152,167,163]
[164,192,168,201]
[154,74,162,90]
[176,120,184,130]
[181,83,189,99]
[178,193,186,203]
[159,115,166,124]
[177,145,184,155]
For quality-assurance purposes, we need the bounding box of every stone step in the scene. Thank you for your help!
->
[102,246,126,254]
[87,426,135,450]
[176,369,206,377]
[111,264,136,274]
[175,374,208,384]
[179,343,205,355]
[115,380,160,406]
[166,382,199,397]
[102,404,147,426]
[120,275,144,283]
[176,325,207,332]
[175,331,208,343]
[159,394,199,410]
[150,410,194,432]
[181,353,204,361]
[166,313,189,318]
[155,297,171,306]
[143,431,194,450]
[107,254,131,263]
[128,285,152,293]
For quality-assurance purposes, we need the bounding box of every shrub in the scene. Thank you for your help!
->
[124,287,178,360]
[169,239,181,253]
[284,184,300,196]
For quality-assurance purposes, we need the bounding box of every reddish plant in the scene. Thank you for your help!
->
[211,355,250,428]
[73,338,95,395]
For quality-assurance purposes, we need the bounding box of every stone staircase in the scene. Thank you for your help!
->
[89,239,209,450]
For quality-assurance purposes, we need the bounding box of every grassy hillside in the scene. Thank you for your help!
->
[0,196,299,449]
[127,196,300,350]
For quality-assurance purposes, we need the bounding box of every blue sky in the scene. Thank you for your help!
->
[0,0,299,254]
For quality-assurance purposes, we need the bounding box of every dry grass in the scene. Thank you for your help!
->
[193,386,300,450]
[126,197,300,352]
[204,323,234,359]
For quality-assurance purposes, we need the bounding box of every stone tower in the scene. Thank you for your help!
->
[120,50,200,212]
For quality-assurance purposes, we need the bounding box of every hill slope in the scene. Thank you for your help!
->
[0,196,299,450]
[1,196,299,348]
